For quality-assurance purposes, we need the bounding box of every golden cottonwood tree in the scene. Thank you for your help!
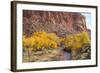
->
[62,31,90,50]
[23,31,60,52]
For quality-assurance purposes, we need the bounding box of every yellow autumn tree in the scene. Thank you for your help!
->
[32,31,60,50]
[23,31,60,52]
[62,35,74,49]
[80,31,90,46]
[72,34,82,50]
[47,33,61,46]
[62,31,90,50]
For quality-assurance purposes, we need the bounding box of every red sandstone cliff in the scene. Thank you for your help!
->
[23,10,89,37]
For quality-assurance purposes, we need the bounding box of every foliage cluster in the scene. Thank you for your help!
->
[23,31,60,51]
[62,31,90,50]
[23,31,90,51]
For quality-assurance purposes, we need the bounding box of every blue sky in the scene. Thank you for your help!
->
[81,13,91,29]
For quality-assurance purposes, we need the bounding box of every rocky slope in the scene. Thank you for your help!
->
[23,10,89,37]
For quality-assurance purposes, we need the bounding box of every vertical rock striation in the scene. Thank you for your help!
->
[23,10,89,37]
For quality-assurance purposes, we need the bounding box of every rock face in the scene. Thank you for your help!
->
[23,10,88,37]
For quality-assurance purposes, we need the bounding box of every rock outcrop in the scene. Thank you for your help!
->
[23,10,89,37]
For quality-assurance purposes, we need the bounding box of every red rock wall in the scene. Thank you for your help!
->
[23,10,88,37]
